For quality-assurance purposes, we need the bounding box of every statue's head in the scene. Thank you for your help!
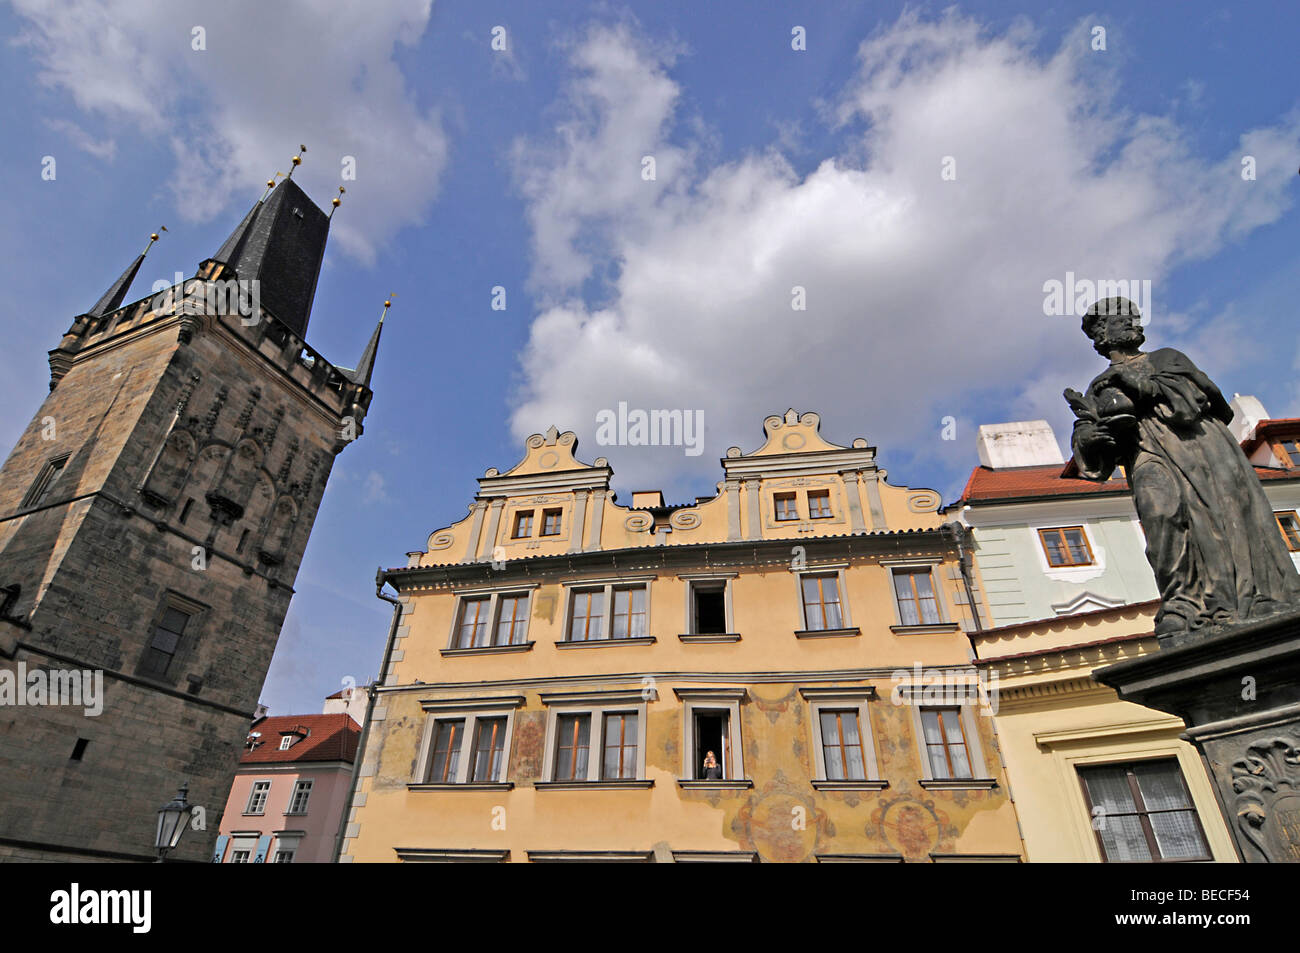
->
[1082,297,1145,356]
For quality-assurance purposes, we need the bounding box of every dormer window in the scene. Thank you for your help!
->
[1279,440,1300,468]
[279,735,294,751]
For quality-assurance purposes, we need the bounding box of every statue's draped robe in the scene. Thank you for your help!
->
[1072,348,1300,632]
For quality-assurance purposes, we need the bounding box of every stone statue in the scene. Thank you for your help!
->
[1064,297,1300,640]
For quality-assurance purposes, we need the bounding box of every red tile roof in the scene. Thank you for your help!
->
[960,463,1129,503]
[961,461,1298,504]
[240,713,361,765]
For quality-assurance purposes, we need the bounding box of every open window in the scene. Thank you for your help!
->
[675,688,748,786]
[691,582,726,635]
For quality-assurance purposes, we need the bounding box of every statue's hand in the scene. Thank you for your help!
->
[1074,420,1117,453]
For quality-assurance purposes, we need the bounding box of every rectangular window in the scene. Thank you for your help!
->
[800,574,842,630]
[494,593,530,645]
[471,717,508,783]
[511,510,534,538]
[1078,760,1212,862]
[23,455,70,509]
[1281,440,1300,467]
[920,708,972,780]
[820,709,866,781]
[279,735,293,751]
[691,710,732,779]
[245,780,271,815]
[140,605,193,678]
[554,714,591,781]
[690,582,727,635]
[1038,526,1095,567]
[611,587,647,639]
[1276,512,1300,552]
[893,568,941,625]
[807,489,831,519]
[428,719,465,783]
[287,779,313,815]
[272,850,295,863]
[230,850,251,864]
[540,508,562,536]
[774,492,798,521]
[601,712,639,780]
[568,589,606,641]
[456,597,491,648]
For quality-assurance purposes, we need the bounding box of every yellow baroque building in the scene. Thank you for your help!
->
[340,410,1024,863]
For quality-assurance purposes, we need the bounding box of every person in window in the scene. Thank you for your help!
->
[701,750,722,779]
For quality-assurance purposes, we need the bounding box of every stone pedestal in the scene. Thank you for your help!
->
[1095,608,1300,862]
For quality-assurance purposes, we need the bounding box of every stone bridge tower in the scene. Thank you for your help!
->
[0,176,383,861]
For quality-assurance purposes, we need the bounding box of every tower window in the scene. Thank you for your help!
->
[179,498,194,524]
[139,604,195,679]
[22,455,71,509]
[70,738,89,761]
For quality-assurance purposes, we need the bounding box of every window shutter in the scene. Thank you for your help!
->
[252,835,271,863]
[211,834,229,863]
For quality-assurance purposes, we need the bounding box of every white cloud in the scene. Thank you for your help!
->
[508,13,1300,496]
[12,0,447,264]
[363,470,388,504]
[43,118,116,160]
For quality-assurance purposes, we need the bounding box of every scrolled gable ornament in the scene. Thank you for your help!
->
[1064,297,1300,642]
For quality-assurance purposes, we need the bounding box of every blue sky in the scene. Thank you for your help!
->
[1,1,1297,716]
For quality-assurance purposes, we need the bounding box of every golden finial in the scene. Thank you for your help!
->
[143,225,167,255]
[260,171,285,201]
[329,185,346,219]
[382,293,395,321]
[287,144,307,179]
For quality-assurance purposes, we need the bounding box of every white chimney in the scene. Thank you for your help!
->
[1228,394,1269,443]
[977,421,1065,469]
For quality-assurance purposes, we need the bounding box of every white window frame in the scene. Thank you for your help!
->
[414,696,524,786]
[882,558,952,628]
[680,572,736,636]
[674,688,748,782]
[271,833,302,863]
[801,688,883,785]
[561,576,655,642]
[286,779,313,815]
[792,565,853,632]
[244,780,271,815]
[446,584,539,650]
[227,835,258,864]
[539,690,651,783]
[900,698,994,788]
[279,735,293,751]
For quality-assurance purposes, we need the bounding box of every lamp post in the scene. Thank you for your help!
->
[155,782,194,862]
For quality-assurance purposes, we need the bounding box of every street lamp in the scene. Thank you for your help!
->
[155,782,194,862]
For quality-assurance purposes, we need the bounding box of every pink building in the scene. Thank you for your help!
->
[215,709,361,863]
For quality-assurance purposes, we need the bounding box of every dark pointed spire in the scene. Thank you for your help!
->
[86,253,144,317]
[347,298,390,389]
[84,228,166,318]
[211,201,261,267]
[202,170,330,338]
